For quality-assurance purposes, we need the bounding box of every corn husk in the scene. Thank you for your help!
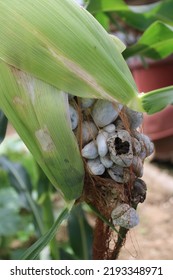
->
[0,0,141,110]
[140,86,173,114]
[0,61,84,201]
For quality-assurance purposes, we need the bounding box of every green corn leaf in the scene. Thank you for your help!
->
[140,85,173,114]
[88,203,119,234]
[0,61,84,201]
[124,21,173,60]
[68,204,93,260]
[109,35,126,53]
[0,156,44,235]
[95,12,110,31]
[21,205,71,260]
[87,0,173,31]
[0,187,23,236]
[0,0,141,111]
[87,0,128,13]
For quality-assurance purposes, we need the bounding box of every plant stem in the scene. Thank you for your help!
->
[111,227,129,259]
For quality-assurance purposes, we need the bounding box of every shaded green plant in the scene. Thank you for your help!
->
[0,127,93,260]
[87,0,173,61]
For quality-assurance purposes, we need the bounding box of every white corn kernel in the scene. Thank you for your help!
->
[132,156,143,177]
[96,131,108,157]
[103,124,116,134]
[82,121,98,144]
[111,204,139,229]
[81,140,98,159]
[100,154,113,168]
[81,98,95,108]
[69,105,78,130]
[91,100,123,127]
[108,165,130,183]
[125,107,143,129]
[87,158,105,175]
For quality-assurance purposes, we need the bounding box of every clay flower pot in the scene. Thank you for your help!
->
[129,55,173,162]
[125,0,160,5]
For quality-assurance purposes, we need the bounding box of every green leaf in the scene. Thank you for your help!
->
[0,62,84,201]
[109,34,126,53]
[88,203,119,234]
[21,205,71,260]
[124,21,173,59]
[0,188,23,236]
[60,248,77,260]
[95,12,110,31]
[68,204,93,260]
[140,85,173,114]
[88,0,173,31]
[0,156,32,195]
[0,156,44,235]
[0,110,8,144]
[87,0,128,13]
[0,0,139,109]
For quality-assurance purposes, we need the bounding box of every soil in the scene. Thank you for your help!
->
[119,161,173,260]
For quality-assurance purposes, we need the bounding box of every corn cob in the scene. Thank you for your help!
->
[0,0,171,259]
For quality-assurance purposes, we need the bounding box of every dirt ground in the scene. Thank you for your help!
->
[119,161,173,260]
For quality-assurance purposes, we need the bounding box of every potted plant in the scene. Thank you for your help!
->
[87,0,173,162]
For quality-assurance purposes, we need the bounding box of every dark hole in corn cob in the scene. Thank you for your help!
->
[114,137,130,155]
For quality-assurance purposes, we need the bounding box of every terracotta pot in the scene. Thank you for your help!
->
[129,56,173,162]
[125,0,160,5]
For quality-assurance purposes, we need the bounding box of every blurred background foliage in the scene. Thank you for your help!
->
[87,0,173,61]
[0,114,93,259]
